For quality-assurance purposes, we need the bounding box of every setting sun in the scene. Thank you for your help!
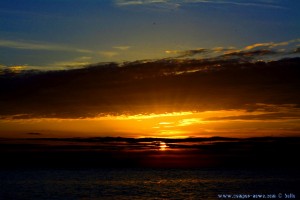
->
[159,142,168,151]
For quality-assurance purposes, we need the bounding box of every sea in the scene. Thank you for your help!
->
[0,168,298,200]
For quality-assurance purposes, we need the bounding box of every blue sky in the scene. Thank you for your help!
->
[0,0,300,70]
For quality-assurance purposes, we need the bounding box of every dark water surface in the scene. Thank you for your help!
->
[0,168,298,200]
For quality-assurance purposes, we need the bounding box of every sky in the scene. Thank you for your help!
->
[0,0,300,70]
[1,0,300,139]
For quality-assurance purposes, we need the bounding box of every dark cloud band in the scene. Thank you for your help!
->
[1,55,300,119]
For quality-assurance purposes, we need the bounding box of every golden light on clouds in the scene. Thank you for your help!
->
[8,65,26,73]
[1,106,300,138]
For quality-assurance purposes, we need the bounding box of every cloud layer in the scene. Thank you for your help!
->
[1,53,300,119]
[115,0,285,9]
[0,39,92,53]
[165,39,300,60]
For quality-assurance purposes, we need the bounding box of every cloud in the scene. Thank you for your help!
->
[1,56,300,119]
[178,118,203,127]
[51,57,92,69]
[113,46,131,51]
[165,50,181,54]
[1,38,300,119]
[165,47,274,60]
[184,0,285,9]
[242,40,300,59]
[244,39,300,51]
[0,39,92,53]
[165,48,208,58]
[165,39,300,61]
[237,39,300,58]
[204,111,300,122]
[115,0,175,6]
[0,57,93,73]
[244,42,275,51]
[178,49,208,57]
[293,47,300,54]
[115,0,144,6]
[99,51,119,58]
[0,64,51,73]
[115,0,285,9]
[26,132,43,136]
[6,65,27,73]
[115,0,180,10]
[212,47,236,52]
[221,49,277,60]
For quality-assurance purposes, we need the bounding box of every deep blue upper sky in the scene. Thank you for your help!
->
[0,0,300,70]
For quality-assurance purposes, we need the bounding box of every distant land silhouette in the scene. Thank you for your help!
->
[1,136,299,169]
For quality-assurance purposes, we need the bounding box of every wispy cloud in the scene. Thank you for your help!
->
[0,39,92,53]
[115,0,285,9]
[204,109,300,122]
[113,46,131,51]
[0,57,93,72]
[51,56,92,69]
[165,48,208,58]
[115,0,180,10]
[244,39,300,51]
[165,39,300,60]
[212,47,236,52]
[165,47,276,60]
[188,0,285,9]
[294,47,300,54]
[115,0,144,6]
[244,42,275,51]
[3,65,79,73]
[26,132,43,136]
[165,50,181,54]
[99,51,119,58]
[221,49,277,61]
[116,0,175,6]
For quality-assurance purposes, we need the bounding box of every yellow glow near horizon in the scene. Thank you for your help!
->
[9,65,26,73]
[1,108,300,138]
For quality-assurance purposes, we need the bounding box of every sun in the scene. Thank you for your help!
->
[159,141,168,151]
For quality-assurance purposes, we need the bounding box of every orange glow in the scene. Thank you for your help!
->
[1,106,300,138]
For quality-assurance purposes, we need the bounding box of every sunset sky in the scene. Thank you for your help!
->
[1,0,300,69]
[1,0,300,138]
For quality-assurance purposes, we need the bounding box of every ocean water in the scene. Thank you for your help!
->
[0,168,298,200]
